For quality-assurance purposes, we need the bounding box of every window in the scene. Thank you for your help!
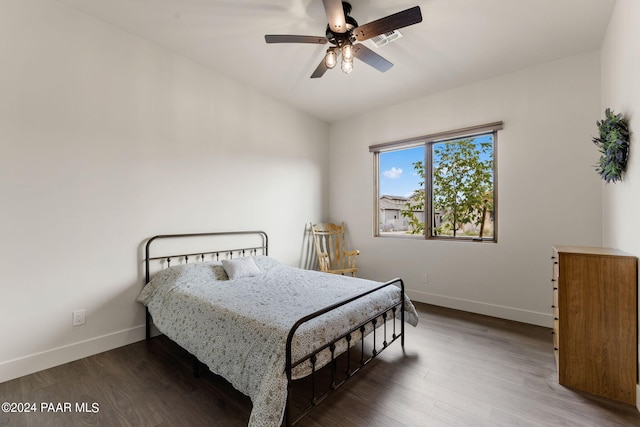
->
[371,122,502,242]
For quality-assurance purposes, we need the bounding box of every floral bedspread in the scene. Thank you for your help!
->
[137,256,418,426]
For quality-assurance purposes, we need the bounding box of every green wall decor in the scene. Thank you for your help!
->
[593,108,630,184]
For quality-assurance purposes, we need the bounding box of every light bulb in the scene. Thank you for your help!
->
[341,58,353,74]
[325,49,337,69]
[342,44,354,63]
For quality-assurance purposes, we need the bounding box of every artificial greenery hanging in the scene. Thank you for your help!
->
[593,108,630,184]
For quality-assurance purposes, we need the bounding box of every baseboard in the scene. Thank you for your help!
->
[0,325,146,383]
[0,295,553,384]
[406,290,552,328]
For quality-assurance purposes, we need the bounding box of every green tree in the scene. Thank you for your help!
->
[401,160,425,234]
[401,138,493,238]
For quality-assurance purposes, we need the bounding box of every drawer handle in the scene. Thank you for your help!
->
[553,287,558,291]
[554,347,559,351]
[551,305,555,308]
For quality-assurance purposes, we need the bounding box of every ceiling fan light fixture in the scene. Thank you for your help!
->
[342,43,354,63]
[341,58,353,74]
[325,49,337,69]
[341,42,354,74]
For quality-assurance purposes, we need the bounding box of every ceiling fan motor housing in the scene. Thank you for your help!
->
[325,2,358,47]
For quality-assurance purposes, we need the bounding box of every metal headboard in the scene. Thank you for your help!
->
[143,230,268,338]
[144,230,268,283]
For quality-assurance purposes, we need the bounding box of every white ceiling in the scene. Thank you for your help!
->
[57,0,615,123]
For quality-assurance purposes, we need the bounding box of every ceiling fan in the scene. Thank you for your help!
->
[264,0,422,78]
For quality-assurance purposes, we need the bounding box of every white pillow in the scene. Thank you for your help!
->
[221,257,262,280]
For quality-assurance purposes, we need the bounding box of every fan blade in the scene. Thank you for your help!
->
[354,44,393,72]
[265,35,327,44]
[323,0,347,33]
[310,58,329,79]
[353,6,422,42]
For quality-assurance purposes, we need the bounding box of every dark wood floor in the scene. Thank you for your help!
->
[2,302,640,426]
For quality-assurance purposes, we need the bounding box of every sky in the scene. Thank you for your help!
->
[379,145,424,197]
[379,134,494,198]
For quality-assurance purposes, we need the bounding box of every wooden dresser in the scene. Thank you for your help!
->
[551,245,637,404]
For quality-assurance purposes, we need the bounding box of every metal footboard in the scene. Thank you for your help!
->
[285,278,405,426]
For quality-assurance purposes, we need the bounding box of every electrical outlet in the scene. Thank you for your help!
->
[72,309,86,326]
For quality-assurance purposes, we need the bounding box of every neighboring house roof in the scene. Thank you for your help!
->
[379,195,407,210]
[379,195,423,212]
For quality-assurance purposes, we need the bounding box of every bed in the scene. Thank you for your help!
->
[138,231,418,426]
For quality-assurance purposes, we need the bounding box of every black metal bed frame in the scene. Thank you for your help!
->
[143,231,406,426]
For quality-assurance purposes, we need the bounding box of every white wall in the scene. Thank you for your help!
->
[600,0,640,409]
[0,0,329,382]
[329,51,603,327]
[601,0,640,251]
